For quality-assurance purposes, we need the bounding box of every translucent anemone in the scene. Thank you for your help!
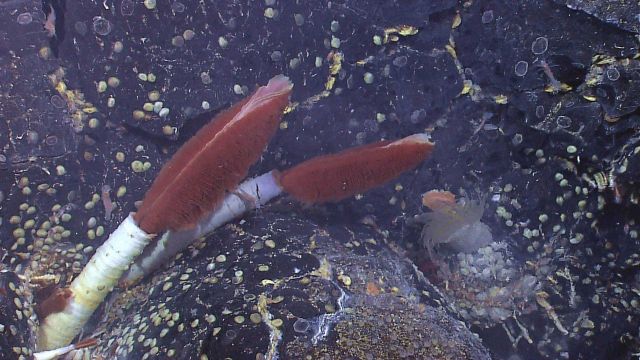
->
[415,193,492,258]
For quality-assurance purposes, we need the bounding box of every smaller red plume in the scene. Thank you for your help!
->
[36,287,73,319]
[73,337,98,350]
[277,133,434,204]
[422,190,456,212]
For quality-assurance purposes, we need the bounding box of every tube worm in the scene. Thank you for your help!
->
[121,171,283,286]
[37,75,293,350]
[37,215,150,350]
[121,134,434,285]
[134,74,293,234]
[35,287,73,319]
[33,337,97,360]
[277,133,434,203]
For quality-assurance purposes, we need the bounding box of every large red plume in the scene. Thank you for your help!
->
[134,75,293,234]
[277,133,434,204]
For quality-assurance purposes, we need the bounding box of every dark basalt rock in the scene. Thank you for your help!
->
[552,0,640,34]
[0,270,35,360]
[93,210,489,359]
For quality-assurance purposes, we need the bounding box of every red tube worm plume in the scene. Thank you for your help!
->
[134,75,293,234]
[36,288,73,319]
[422,190,456,212]
[73,337,98,349]
[277,133,434,204]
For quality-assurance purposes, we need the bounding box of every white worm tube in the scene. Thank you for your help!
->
[120,171,283,286]
[37,215,150,350]
[33,344,78,360]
